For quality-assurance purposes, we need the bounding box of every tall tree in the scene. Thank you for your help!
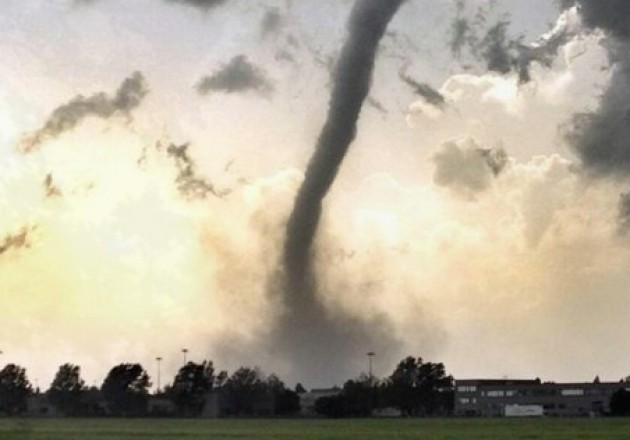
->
[610,389,630,416]
[387,356,454,416]
[0,364,32,416]
[101,363,151,416]
[168,361,215,416]
[223,367,269,416]
[267,374,300,415]
[48,363,86,416]
[314,375,379,418]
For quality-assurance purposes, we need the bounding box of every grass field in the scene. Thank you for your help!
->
[1,418,630,440]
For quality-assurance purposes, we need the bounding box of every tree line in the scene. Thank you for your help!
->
[0,361,300,417]
[0,355,458,418]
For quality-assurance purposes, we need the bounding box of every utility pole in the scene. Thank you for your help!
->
[182,348,188,365]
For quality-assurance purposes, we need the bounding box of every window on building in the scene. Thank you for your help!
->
[561,389,584,396]
[457,386,477,393]
[459,398,470,404]
[505,390,517,397]
[487,390,505,398]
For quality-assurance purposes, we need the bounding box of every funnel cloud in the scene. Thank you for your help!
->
[276,0,405,383]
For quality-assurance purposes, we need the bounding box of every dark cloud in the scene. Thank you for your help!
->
[274,50,296,64]
[557,0,576,11]
[20,72,148,153]
[261,8,284,38]
[480,147,509,177]
[0,227,34,257]
[450,3,575,85]
[566,52,630,176]
[566,3,630,176]
[619,192,630,233]
[278,0,404,385]
[76,0,228,9]
[579,0,630,38]
[196,56,273,96]
[44,174,62,199]
[479,20,516,75]
[164,0,228,10]
[166,143,230,199]
[366,96,388,115]
[433,141,507,196]
[450,1,472,59]
[399,70,446,109]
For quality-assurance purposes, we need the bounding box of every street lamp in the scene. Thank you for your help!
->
[367,352,375,385]
[182,349,188,365]
[156,357,163,394]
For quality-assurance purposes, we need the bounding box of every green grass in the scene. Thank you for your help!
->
[1,418,630,439]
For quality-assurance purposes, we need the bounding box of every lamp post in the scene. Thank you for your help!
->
[367,352,376,415]
[182,349,188,365]
[367,352,375,385]
[156,357,163,395]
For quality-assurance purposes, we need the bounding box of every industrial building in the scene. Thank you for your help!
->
[454,379,627,417]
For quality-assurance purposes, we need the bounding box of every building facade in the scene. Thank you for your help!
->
[455,379,626,417]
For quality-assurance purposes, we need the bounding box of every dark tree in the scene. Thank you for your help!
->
[0,364,32,416]
[267,374,300,415]
[295,383,307,394]
[314,376,380,418]
[101,363,151,416]
[610,389,630,416]
[215,370,228,388]
[315,394,346,418]
[223,367,269,416]
[387,356,454,417]
[168,361,215,416]
[47,363,86,416]
[340,376,376,417]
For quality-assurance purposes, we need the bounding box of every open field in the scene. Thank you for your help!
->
[1,418,630,440]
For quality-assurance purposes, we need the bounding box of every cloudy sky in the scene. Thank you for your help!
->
[2,0,629,390]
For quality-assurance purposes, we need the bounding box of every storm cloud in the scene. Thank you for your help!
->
[450,4,578,85]
[20,72,148,153]
[561,1,630,227]
[197,56,273,96]
[566,1,630,176]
